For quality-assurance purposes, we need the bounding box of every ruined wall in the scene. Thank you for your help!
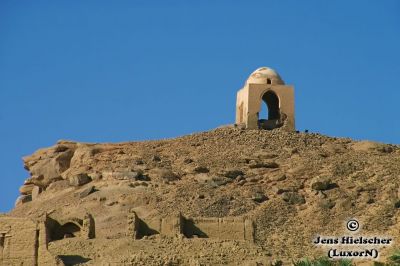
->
[0,216,37,265]
[0,216,64,266]
[128,212,254,242]
[48,214,95,241]
[185,217,254,241]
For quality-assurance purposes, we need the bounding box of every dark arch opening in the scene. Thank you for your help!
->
[262,90,280,120]
[258,91,281,130]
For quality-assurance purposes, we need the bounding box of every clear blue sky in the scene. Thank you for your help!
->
[1,1,399,212]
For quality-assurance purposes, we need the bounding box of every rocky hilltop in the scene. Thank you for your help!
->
[3,127,400,265]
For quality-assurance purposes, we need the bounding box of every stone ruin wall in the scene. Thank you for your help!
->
[127,211,254,242]
[0,217,37,265]
[187,217,254,241]
[1,211,253,264]
[0,215,63,266]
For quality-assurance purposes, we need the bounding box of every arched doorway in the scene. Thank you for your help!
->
[258,90,281,129]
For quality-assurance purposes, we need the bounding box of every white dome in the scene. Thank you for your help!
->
[246,67,284,85]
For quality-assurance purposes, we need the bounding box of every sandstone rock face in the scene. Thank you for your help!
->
[31,185,42,200]
[24,174,46,188]
[23,142,77,187]
[70,145,102,167]
[47,180,70,191]
[15,195,32,206]
[69,173,92,186]
[19,184,35,195]
[78,185,95,198]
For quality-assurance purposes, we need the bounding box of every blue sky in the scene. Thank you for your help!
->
[0,1,399,212]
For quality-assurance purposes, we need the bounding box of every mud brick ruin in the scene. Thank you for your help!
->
[0,212,95,265]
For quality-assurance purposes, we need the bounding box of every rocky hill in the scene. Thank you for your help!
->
[3,126,400,265]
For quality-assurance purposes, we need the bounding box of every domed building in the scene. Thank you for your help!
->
[236,67,295,130]
[245,67,284,85]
